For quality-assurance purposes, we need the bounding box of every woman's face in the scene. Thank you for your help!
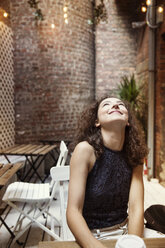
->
[96,97,129,128]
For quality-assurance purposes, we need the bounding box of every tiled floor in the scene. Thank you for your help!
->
[143,176,165,210]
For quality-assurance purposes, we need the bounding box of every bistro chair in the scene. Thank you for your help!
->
[2,142,69,247]
[3,166,70,247]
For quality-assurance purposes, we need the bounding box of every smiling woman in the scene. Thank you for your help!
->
[66,95,148,248]
[74,95,148,162]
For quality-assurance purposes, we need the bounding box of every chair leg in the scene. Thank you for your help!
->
[44,209,61,226]
[6,200,62,246]
[9,222,32,248]
[59,182,68,240]
[13,205,35,233]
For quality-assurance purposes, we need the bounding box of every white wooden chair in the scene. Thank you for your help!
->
[2,142,69,247]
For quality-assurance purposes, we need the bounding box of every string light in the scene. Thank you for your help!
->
[146,0,151,6]
[63,6,67,12]
[141,6,147,13]
[134,1,164,28]
[141,3,164,16]
[63,1,68,24]
[158,6,163,13]
[3,12,8,18]
[51,23,55,29]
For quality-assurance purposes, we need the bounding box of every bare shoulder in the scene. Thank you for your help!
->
[71,141,95,170]
[74,141,94,155]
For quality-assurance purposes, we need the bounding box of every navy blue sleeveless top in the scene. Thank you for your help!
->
[82,146,132,229]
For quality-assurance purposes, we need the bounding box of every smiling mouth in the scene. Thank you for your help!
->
[108,111,123,115]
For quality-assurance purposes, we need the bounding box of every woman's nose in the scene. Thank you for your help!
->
[112,104,119,109]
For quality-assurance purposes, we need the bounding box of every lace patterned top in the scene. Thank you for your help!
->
[82,146,132,229]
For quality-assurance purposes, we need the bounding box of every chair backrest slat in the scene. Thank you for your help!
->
[50,166,70,182]
[50,165,70,203]
[49,141,68,191]
[56,141,68,167]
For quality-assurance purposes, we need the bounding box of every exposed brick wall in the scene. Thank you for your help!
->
[136,27,149,83]
[95,0,140,98]
[10,0,95,143]
[155,0,165,183]
[135,0,165,183]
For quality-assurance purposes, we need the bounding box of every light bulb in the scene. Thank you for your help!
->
[65,19,68,24]
[64,13,68,18]
[3,12,8,18]
[146,0,151,6]
[51,23,55,29]
[141,6,147,13]
[158,6,163,13]
[63,6,67,12]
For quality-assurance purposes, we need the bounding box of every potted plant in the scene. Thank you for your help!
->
[116,73,148,141]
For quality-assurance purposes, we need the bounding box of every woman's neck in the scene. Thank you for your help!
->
[101,127,126,151]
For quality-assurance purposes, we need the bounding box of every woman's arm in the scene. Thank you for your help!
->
[128,164,144,237]
[66,141,106,248]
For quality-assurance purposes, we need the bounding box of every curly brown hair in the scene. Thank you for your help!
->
[75,95,148,168]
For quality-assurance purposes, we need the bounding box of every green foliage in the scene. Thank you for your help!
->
[117,74,148,140]
[118,74,141,110]
[88,0,108,26]
[94,0,108,25]
[27,0,44,21]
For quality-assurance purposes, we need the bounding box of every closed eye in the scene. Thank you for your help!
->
[103,103,110,107]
